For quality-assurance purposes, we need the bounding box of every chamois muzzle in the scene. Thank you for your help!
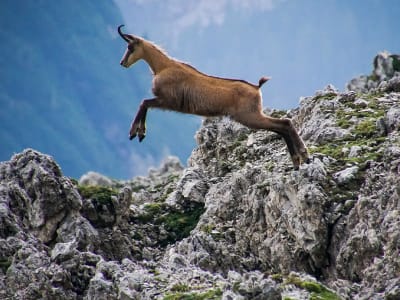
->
[118,24,130,43]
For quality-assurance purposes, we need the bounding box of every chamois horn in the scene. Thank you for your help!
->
[118,25,130,43]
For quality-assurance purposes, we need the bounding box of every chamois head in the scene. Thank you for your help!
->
[118,25,143,68]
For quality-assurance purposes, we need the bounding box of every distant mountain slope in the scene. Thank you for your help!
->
[0,0,199,179]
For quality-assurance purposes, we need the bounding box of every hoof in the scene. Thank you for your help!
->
[129,133,136,140]
[291,154,301,170]
[138,134,146,142]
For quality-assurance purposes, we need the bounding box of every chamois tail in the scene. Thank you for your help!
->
[258,76,271,88]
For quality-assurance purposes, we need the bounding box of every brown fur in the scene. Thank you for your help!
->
[118,26,309,169]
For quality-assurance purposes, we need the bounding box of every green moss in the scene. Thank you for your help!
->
[270,109,287,118]
[309,143,343,160]
[228,134,248,163]
[386,292,400,300]
[232,281,240,293]
[367,99,380,110]
[144,203,164,215]
[233,145,247,157]
[69,177,79,186]
[391,55,400,72]
[310,121,385,166]
[131,173,179,196]
[363,90,385,100]
[236,131,249,142]
[163,288,222,300]
[148,267,161,276]
[0,258,11,273]
[162,205,205,242]
[135,202,205,246]
[336,118,352,129]
[271,273,283,282]
[310,289,342,300]
[367,73,379,82]
[301,281,323,293]
[354,119,377,138]
[312,89,388,205]
[200,224,215,234]
[336,106,384,121]
[77,185,118,204]
[264,161,275,172]
[136,203,166,223]
[312,133,386,205]
[335,108,350,121]
[171,284,191,293]
[285,275,307,287]
[218,160,233,173]
[286,275,341,300]
[314,92,337,101]
[328,186,357,203]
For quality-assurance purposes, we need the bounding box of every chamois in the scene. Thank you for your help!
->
[118,25,309,169]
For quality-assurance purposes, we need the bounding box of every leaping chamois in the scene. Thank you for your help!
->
[117,25,309,169]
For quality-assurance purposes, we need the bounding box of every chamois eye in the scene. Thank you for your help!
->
[128,44,135,52]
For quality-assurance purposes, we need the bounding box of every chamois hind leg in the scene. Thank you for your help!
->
[234,112,309,169]
[129,98,163,141]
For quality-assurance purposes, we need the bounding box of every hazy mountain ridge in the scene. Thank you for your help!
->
[0,53,399,299]
[1,1,125,175]
[0,0,199,179]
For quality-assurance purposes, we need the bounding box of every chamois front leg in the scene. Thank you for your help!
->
[129,98,163,141]
[129,104,145,141]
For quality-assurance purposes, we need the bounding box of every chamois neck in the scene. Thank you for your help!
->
[142,41,173,74]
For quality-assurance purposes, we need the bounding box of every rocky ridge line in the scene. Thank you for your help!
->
[1,52,399,299]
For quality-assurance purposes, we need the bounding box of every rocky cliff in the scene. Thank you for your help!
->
[1,52,399,299]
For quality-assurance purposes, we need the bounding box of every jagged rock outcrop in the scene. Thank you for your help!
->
[346,51,400,93]
[1,52,400,299]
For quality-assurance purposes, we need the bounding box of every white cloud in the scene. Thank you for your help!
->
[232,0,280,11]
[172,1,227,30]
[114,0,284,41]
[127,145,172,177]
[128,151,158,177]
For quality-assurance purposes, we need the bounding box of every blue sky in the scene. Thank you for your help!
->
[114,0,400,109]
[2,0,397,178]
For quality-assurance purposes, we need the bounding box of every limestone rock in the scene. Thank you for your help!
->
[1,52,400,299]
[333,166,359,185]
[346,51,400,93]
[386,105,400,132]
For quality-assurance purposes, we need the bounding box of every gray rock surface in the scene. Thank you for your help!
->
[1,53,400,299]
[346,51,400,93]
